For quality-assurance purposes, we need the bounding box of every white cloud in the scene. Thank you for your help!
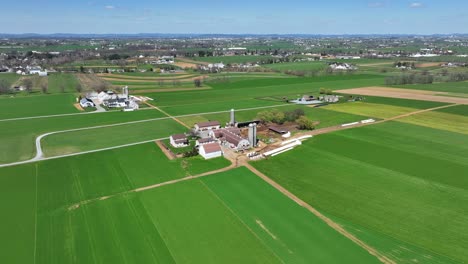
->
[409,2,424,8]
[105,5,115,10]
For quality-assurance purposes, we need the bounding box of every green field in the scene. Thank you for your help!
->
[398,110,468,134]
[263,61,327,72]
[252,121,468,263]
[0,143,230,263]
[0,144,380,263]
[42,118,186,157]
[192,55,274,64]
[0,109,167,163]
[0,94,78,119]
[394,81,468,94]
[322,102,420,119]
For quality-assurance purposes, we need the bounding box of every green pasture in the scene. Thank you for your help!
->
[0,109,167,164]
[42,118,186,157]
[323,102,419,119]
[0,93,78,119]
[0,143,231,263]
[252,121,468,263]
[263,61,326,71]
[201,168,380,264]
[191,55,274,64]
[394,81,468,94]
[398,110,468,134]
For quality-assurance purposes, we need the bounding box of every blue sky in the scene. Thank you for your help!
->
[1,0,467,34]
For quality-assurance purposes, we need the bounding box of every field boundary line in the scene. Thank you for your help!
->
[243,163,395,264]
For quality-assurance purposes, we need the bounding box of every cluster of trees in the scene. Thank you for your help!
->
[106,54,130,60]
[385,73,434,85]
[319,88,334,95]
[443,72,468,82]
[257,108,315,130]
[0,80,10,94]
[394,62,415,68]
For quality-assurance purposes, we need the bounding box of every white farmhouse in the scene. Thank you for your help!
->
[170,134,189,148]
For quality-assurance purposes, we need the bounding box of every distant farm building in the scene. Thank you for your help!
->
[79,98,95,108]
[199,143,223,159]
[170,134,189,148]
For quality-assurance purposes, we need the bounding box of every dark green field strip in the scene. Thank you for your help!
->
[252,122,468,263]
[0,164,36,264]
[329,215,458,264]
[201,168,380,264]
[140,179,282,264]
[435,104,468,116]
[361,95,448,109]
[394,82,468,94]
[0,93,79,119]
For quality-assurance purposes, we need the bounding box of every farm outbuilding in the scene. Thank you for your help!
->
[199,143,223,159]
[170,134,189,148]
[79,98,95,108]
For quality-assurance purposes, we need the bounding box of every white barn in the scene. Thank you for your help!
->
[199,143,223,159]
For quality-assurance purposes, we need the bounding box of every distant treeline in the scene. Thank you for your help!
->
[385,71,468,85]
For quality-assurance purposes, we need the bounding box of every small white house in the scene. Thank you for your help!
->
[199,143,223,159]
[170,134,189,148]
[80,98,95,108]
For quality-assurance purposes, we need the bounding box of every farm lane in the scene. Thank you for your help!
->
[0,104,291,167]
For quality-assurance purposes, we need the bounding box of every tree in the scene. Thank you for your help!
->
[59,84,65,93]
[270,109,285,124]
[41,83,48,94]
[0,80,10,94]
[285,108,305,122]
[194,79,202,87]
[75,83,83,93]
[296,116,315,130]
[80,65,85,73]
[23,79,33,93]
[257,110,274,124]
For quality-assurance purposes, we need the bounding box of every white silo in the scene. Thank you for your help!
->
[230,109,235,126]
